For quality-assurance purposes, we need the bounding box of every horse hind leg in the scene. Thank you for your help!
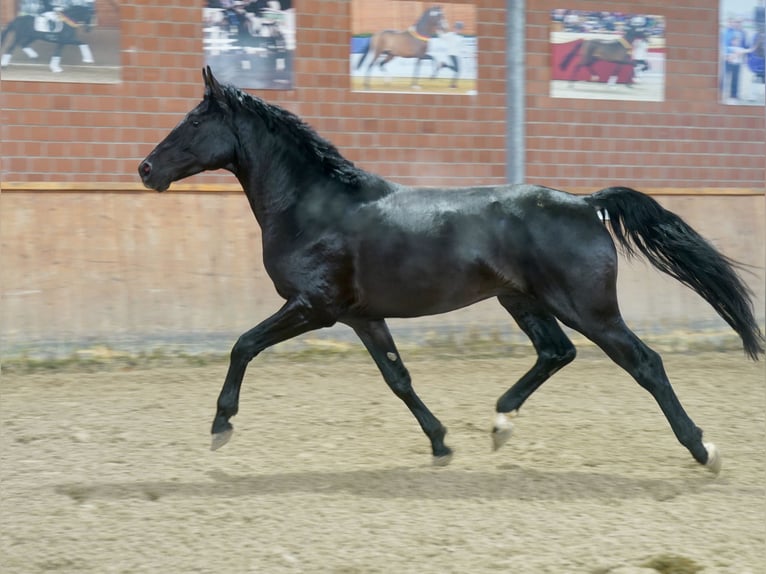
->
[48,44,65,73]
[594,322,718,472]
[558,295,720,473]
[412,55,433,88]
[49,55,63,72]
[492,294,576,451]
[1,38,20,67]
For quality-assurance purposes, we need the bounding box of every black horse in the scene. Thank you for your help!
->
[139,68,763,472]
[0,4,94,73]
[560,27,645,86]
[355,5,447,89]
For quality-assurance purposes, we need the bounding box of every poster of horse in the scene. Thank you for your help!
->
[350,0,477,95]
[550,9,665,102]
[719,0,765,105]
[202,0,295,90]
[0,0,120,83]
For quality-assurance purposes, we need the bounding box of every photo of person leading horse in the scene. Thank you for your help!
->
[550,10,666,101]
[0,0,120,83]
[719,0,765,105]
[350,0,477,94]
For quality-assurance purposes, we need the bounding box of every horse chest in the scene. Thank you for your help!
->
[261,233,354,301]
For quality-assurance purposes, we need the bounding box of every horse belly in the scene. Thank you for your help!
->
[352,241,507,318]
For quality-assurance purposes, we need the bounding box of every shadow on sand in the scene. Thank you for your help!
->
[55,464,715,503]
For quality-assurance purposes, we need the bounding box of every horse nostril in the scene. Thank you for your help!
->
[140,161,152,176]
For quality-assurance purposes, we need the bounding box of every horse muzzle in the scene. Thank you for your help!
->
[138,159,169,192]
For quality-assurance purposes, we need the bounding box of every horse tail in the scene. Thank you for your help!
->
[356,35,373,69]
[585,186,764,360]
[559,39,583,71]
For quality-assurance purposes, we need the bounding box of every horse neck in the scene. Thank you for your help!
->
[65,6,91,23]
[228,120,320,230]
[415,13,437,37]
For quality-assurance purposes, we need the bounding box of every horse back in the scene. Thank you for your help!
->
[343,185,614,317]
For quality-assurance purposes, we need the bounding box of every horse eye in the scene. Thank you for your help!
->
[192,120,201,127]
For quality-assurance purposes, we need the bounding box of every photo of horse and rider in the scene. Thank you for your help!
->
[550,10,666,102]
[203,0,295,90]
[719,0,765,105]
[350,0,477,95]
[0,0,120,83]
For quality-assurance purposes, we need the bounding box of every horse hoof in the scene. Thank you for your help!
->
[432,451,453,466]
[491,412,515,451]
[211,428,234,451]
[704,442,722,475]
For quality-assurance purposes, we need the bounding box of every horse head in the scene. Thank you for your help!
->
[64,4,95,32]
[415,6,447,38]
[139,67,239,192]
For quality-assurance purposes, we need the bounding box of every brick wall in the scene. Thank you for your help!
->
[1,1,508,188]
[1,1,763,190]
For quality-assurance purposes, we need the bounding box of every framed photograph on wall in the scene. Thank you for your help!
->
[0,0,120,83]
[550,9,665,102]
[719,0,765,105]
[203,0,295,90]
[350,0,477,95]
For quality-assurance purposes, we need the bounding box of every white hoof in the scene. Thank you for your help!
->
[704,442,722,475]
[211,428,234,451]
[23,47,39,59]
[491,411,516,451]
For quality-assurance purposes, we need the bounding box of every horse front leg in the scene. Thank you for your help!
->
[346,318,452,465]
[79,43,94,63]
[210,297,328,450]
[412,55,432,88]
[49,44,63,72]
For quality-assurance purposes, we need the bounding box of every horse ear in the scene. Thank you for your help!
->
[203,66,225,103]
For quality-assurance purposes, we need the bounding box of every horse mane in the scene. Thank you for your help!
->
[219,84,365,187]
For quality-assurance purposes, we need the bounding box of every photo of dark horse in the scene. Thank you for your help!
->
[355,5,447,88]
[0,4,94,73]
[559,27,646,86]
[139,68,764,473]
